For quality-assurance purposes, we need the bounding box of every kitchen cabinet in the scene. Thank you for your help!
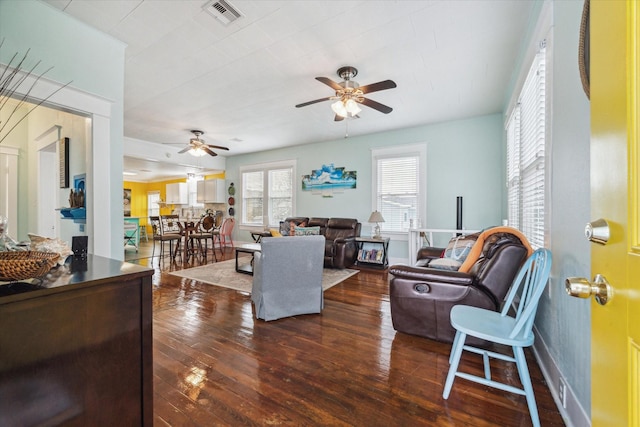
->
[166,182,187,204]
[197,179,225,203]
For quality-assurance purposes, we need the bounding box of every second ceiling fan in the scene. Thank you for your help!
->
[295,66,397,121]
[177,130,229,157]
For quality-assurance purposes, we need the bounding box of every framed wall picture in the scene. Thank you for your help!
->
[59,137,69,188]
[124,188,132,217]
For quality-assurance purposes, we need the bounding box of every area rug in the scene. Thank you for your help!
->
[168,258,358,293]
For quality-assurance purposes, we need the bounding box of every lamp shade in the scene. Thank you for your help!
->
[368,211,385,223]
[331,100,348,117]
[344,98,362,115]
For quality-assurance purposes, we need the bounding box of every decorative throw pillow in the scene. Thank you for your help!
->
[294,226,320,236]
[270,228,283,237]
[428,257,463,271]
[279,221,290,236]
[291,221,307,235]
[443,232,480,263]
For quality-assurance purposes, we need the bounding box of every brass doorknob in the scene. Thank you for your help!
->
[565,274,613,305]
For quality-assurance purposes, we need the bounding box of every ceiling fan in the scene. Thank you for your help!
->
[176,130,229,157]
[295,66,397,121]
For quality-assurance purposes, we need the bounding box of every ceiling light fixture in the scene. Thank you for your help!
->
[188,146,207,157]
[331,98,362,118]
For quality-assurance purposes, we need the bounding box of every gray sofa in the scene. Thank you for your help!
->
[251,235,325,321]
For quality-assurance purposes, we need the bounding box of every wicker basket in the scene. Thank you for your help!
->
[0,251,61,281]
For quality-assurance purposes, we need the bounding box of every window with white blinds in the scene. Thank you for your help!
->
[240,161,295,227]
[372,145,426,233]
[242,170,264,226]
[147,191,160,217]
[506,47,546,249]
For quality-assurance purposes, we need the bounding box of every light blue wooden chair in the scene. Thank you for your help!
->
[442,248,552,427]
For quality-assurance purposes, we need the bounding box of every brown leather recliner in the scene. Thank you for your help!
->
[389,230,530,343]
[319,218,361,269]
[278,217,361,268]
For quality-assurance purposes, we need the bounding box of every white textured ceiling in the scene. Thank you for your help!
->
[43,0,535,179]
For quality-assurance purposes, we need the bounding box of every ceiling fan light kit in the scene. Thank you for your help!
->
[174,130,230,157]
[189,147,208,157]
[296,66,396,121]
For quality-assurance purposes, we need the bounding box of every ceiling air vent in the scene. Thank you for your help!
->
[203,0,243,25]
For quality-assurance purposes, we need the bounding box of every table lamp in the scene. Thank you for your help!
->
[368,211,385,239]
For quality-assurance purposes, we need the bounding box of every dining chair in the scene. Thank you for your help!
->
[215,217,235,253]
[155,215,182,259]
[442,248,552,427]
[192,213,217,262]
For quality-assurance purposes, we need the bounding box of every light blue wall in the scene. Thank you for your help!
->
[537,0,592,420]
[0,0,126,259]
[226,113,505,261]
[0,1,591,420]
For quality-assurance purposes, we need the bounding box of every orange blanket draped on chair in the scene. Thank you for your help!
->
[458,226,534,273]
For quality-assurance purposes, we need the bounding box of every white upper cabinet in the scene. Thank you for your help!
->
[166,182,187,205]
[197,179,226,203]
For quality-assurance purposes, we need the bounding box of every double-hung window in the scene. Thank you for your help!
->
[240,160,295,228]
[506,44,547,249]
[372,145,426,234]
[147,191,160,217]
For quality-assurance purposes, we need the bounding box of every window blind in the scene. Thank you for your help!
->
[242,170,263,225]
[506,47,546,249]
[376,156,419,232]
[268,168,293,226]
[241,161,295,227]
[147,191,160,217]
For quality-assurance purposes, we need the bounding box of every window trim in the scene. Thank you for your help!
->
[239,159,297,230]
[371,144,427,238]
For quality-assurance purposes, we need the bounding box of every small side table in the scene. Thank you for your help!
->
[235,243,262,275]
[355,237,390,269]
[251,231,272,243]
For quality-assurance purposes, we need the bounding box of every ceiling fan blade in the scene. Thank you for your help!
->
[316,77,343,91]
[203,146,217,157]
[334,114,344,122]
[178,146,191,154]
[295,96,333,108]
[358,79,397,94]
[205,144,229,151]
[359,97,393,114]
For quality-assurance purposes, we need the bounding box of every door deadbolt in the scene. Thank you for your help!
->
[585,218,610,245]
[565,274,613,305]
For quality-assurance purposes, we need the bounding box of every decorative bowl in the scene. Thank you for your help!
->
[0,251,60,281]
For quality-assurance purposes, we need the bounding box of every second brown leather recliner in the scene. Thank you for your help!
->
[277,217,361,269]
[388,227,532,343]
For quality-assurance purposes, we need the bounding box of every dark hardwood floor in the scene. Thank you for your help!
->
[125,241,565,426]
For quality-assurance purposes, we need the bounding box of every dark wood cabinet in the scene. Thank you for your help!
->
[0,255,153,426]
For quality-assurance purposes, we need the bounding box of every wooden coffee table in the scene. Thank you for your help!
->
[235,243,261,275]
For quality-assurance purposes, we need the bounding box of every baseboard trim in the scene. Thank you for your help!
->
[532,326,590,427]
